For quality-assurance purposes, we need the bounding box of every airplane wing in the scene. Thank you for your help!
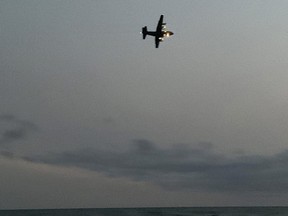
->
[156,15,164,32]
[155,37,160,48]
[155,15,163,48]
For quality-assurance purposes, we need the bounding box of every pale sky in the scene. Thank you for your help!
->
[1,0,288,209]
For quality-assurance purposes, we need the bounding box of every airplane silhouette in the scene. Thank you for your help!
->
[142,15,174,48]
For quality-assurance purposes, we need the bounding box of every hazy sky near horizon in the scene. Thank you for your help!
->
[2,0,288,209]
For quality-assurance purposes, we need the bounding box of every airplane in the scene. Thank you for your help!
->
[142,15,174,48]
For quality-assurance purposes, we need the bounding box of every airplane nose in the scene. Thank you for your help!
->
[170,32,174,36]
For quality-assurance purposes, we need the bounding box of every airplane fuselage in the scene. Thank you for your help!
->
[145,29,173,40]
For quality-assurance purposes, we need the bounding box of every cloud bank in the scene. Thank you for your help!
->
[0,114,37,158]
[2,115,288,194]
[23,139,288,193]
[0,114,37,145]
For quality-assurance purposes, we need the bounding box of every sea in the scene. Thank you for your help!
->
[0,207,288,216]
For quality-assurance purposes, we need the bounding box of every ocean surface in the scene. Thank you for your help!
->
[0,207,288,216]
[1,207,288,216]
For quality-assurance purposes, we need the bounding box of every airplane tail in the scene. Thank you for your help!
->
[142,26,147,39]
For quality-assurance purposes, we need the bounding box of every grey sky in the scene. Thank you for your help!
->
[1,0,288,209]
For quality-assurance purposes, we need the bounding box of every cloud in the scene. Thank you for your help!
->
[0,114,37,145]
[22,139,288,193]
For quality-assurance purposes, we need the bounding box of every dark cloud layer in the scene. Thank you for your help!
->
[1,115,287,194]
[23,139,288,193]
[0,114,37,147]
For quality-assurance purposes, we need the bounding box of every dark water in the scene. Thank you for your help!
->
[1,207,288,216]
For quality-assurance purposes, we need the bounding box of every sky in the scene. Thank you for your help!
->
[1,0,288,209]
